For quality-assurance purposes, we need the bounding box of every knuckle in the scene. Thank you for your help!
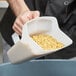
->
[18,16,22,20]
[15,18,19,23]
[12,25,15,30]
[19,15,24,20]
[12,23,16,29]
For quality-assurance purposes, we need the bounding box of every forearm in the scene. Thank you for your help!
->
[7,0,30,16]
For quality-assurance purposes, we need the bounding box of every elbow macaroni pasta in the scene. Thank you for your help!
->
[31,34,64,50]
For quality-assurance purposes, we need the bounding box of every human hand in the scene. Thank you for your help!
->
[12,11,40,36]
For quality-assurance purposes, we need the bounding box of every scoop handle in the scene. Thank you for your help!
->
[12,33,20,44]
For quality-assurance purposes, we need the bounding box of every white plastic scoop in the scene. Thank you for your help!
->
[7,17,73,64]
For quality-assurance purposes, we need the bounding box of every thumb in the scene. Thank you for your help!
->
[32,11,40,18]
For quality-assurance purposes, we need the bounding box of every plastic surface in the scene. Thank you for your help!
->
[7,17,73,63]
[0,60,76,76]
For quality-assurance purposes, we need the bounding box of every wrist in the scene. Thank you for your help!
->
[8,0,30,17]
